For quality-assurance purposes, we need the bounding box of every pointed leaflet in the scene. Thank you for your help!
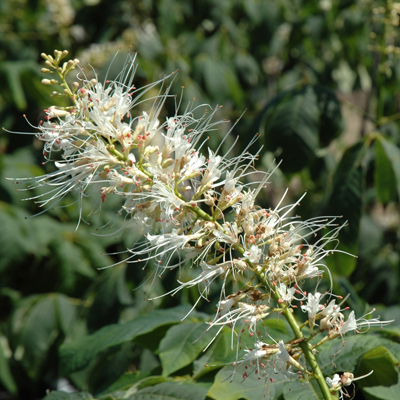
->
[325,141,366,276]
[60,305,191,375]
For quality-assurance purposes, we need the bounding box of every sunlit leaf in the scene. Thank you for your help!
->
[208,365,285,400]
[159,322,212,376]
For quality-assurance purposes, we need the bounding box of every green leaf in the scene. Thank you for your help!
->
[0,203,31,274]
[193,328,234,378]
[317,335,400,376]
[86,265,129,331]
[315,85,342,147]
[126,382,209,400]
[260,85,342,173]
[159,322,211,376]
[0,62,27,109]
[87,342,134,394]
[325,141,366,276]
[11,294,69,378]
[355,346,400,400]
[377,137,400,201]
[54,293,77,335]
[203,58,230,103]
[208,365,285,400]
[43,391,93,400]
[193,318,291,378]
[125,375,170,395]
[374,138,397,203]
[60,305,191,375]
[261,86,320,173]
[8,293,76,379]
[283,380,324,400]
[0,334,17,394]
[97,371,145,395]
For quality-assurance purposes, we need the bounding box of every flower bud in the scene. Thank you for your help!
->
[341,372,354,386]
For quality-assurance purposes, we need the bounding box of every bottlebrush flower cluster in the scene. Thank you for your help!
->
[6,50,393,399]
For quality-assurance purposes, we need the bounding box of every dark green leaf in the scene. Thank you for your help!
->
[314,85,342,147]
[0,333,17,394]
[97,371,145,395]
[325,141,366,276]
[88,342,134,394]
[261,86,320,173]
[86,265,129,331]
[374,138,397,203]
[126,375,170,393]
[43,391,93,400]
[355,346,400,400]
[0,62,27,109]
[378,138,400,201]
[16,296,57,376]
[54,293,77,335]
[318,335,400,376]
[10,293,76,378]
[127,382,208,400]
[60,305,191,375]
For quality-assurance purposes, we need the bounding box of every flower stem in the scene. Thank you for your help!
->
[253,268,334,400]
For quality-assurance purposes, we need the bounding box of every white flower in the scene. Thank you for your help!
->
[243,340,269,363]
[243,244,262,264]
[200,149,222,187]
[326,373,341,389]
[334,310,394,336]
[273,341,298,380]
[277,283,296,303]
[301,292,324,329]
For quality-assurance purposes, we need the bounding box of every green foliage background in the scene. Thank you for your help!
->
[1,0,400,399]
